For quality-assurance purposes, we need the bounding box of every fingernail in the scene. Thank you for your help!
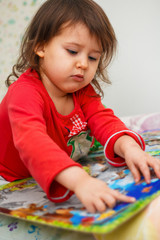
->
[131,197,136,202]
[135,178,138,183]
[147,179,150,184]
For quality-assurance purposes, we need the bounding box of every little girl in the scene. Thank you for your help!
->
[0,0,160,213]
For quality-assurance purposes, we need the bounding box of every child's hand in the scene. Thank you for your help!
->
[55,166,135,213]
[73,175,135,213]
[124,146,160,184]
[114,135,160,184]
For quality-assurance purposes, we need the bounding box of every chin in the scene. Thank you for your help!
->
[66,86,82,93]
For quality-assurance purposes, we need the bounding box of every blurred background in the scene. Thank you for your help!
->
[0,0,159,117]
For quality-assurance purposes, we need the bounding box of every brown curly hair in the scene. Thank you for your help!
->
[6,0,117,97]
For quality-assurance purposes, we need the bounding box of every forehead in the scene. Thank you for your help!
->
[57,22,102,50]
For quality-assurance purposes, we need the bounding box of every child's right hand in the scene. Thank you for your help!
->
[73,174,135,213]
[55,166,135,213]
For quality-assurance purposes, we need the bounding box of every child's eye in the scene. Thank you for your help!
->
[89,56,97,61]
[67,49,77,55]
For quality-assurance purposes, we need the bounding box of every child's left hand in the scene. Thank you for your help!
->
[114,135,160,184]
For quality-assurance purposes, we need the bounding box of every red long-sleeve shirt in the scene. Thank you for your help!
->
[0,69,145,202]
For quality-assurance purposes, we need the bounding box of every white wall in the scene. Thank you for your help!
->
[95,0,160,117]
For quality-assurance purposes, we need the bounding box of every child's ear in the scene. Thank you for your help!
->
[34,43,45,58]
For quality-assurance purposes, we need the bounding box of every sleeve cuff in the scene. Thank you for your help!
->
[46,163,82,203]
[104,130,145,167]
[48,181,74,203]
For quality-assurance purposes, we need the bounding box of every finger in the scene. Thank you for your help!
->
[93,198,107,213]
[128,163,141,183]
[149,157,160,179]
[85,202,96,213]
[138,163,151,184]
[111,190,136,203]
[153,164,160,179]
[101,194,117,209]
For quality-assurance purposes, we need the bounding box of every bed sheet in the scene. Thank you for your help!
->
[0,214,95,240]
[120,112,160,133]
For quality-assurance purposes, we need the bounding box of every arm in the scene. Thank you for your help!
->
[7,82,81,201]
[78,84,145,166]
[78,84,160,183]
[55,165,136,213]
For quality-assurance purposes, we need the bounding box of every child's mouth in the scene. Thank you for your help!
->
[71,74,84,82]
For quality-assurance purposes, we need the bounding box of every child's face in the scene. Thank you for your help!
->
[36,22,102,98]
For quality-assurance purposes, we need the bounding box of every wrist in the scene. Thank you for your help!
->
[55,166,90,192]
[114,135,141,159]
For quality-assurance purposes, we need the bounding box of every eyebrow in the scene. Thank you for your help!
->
[65,42,102,54]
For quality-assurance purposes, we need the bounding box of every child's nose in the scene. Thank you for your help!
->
[76,56,88,70]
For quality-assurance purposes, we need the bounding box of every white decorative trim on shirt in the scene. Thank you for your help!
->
[104,130,144,165]
[50,189,70,201]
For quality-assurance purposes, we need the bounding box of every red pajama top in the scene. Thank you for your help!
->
[0,69,145,202]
